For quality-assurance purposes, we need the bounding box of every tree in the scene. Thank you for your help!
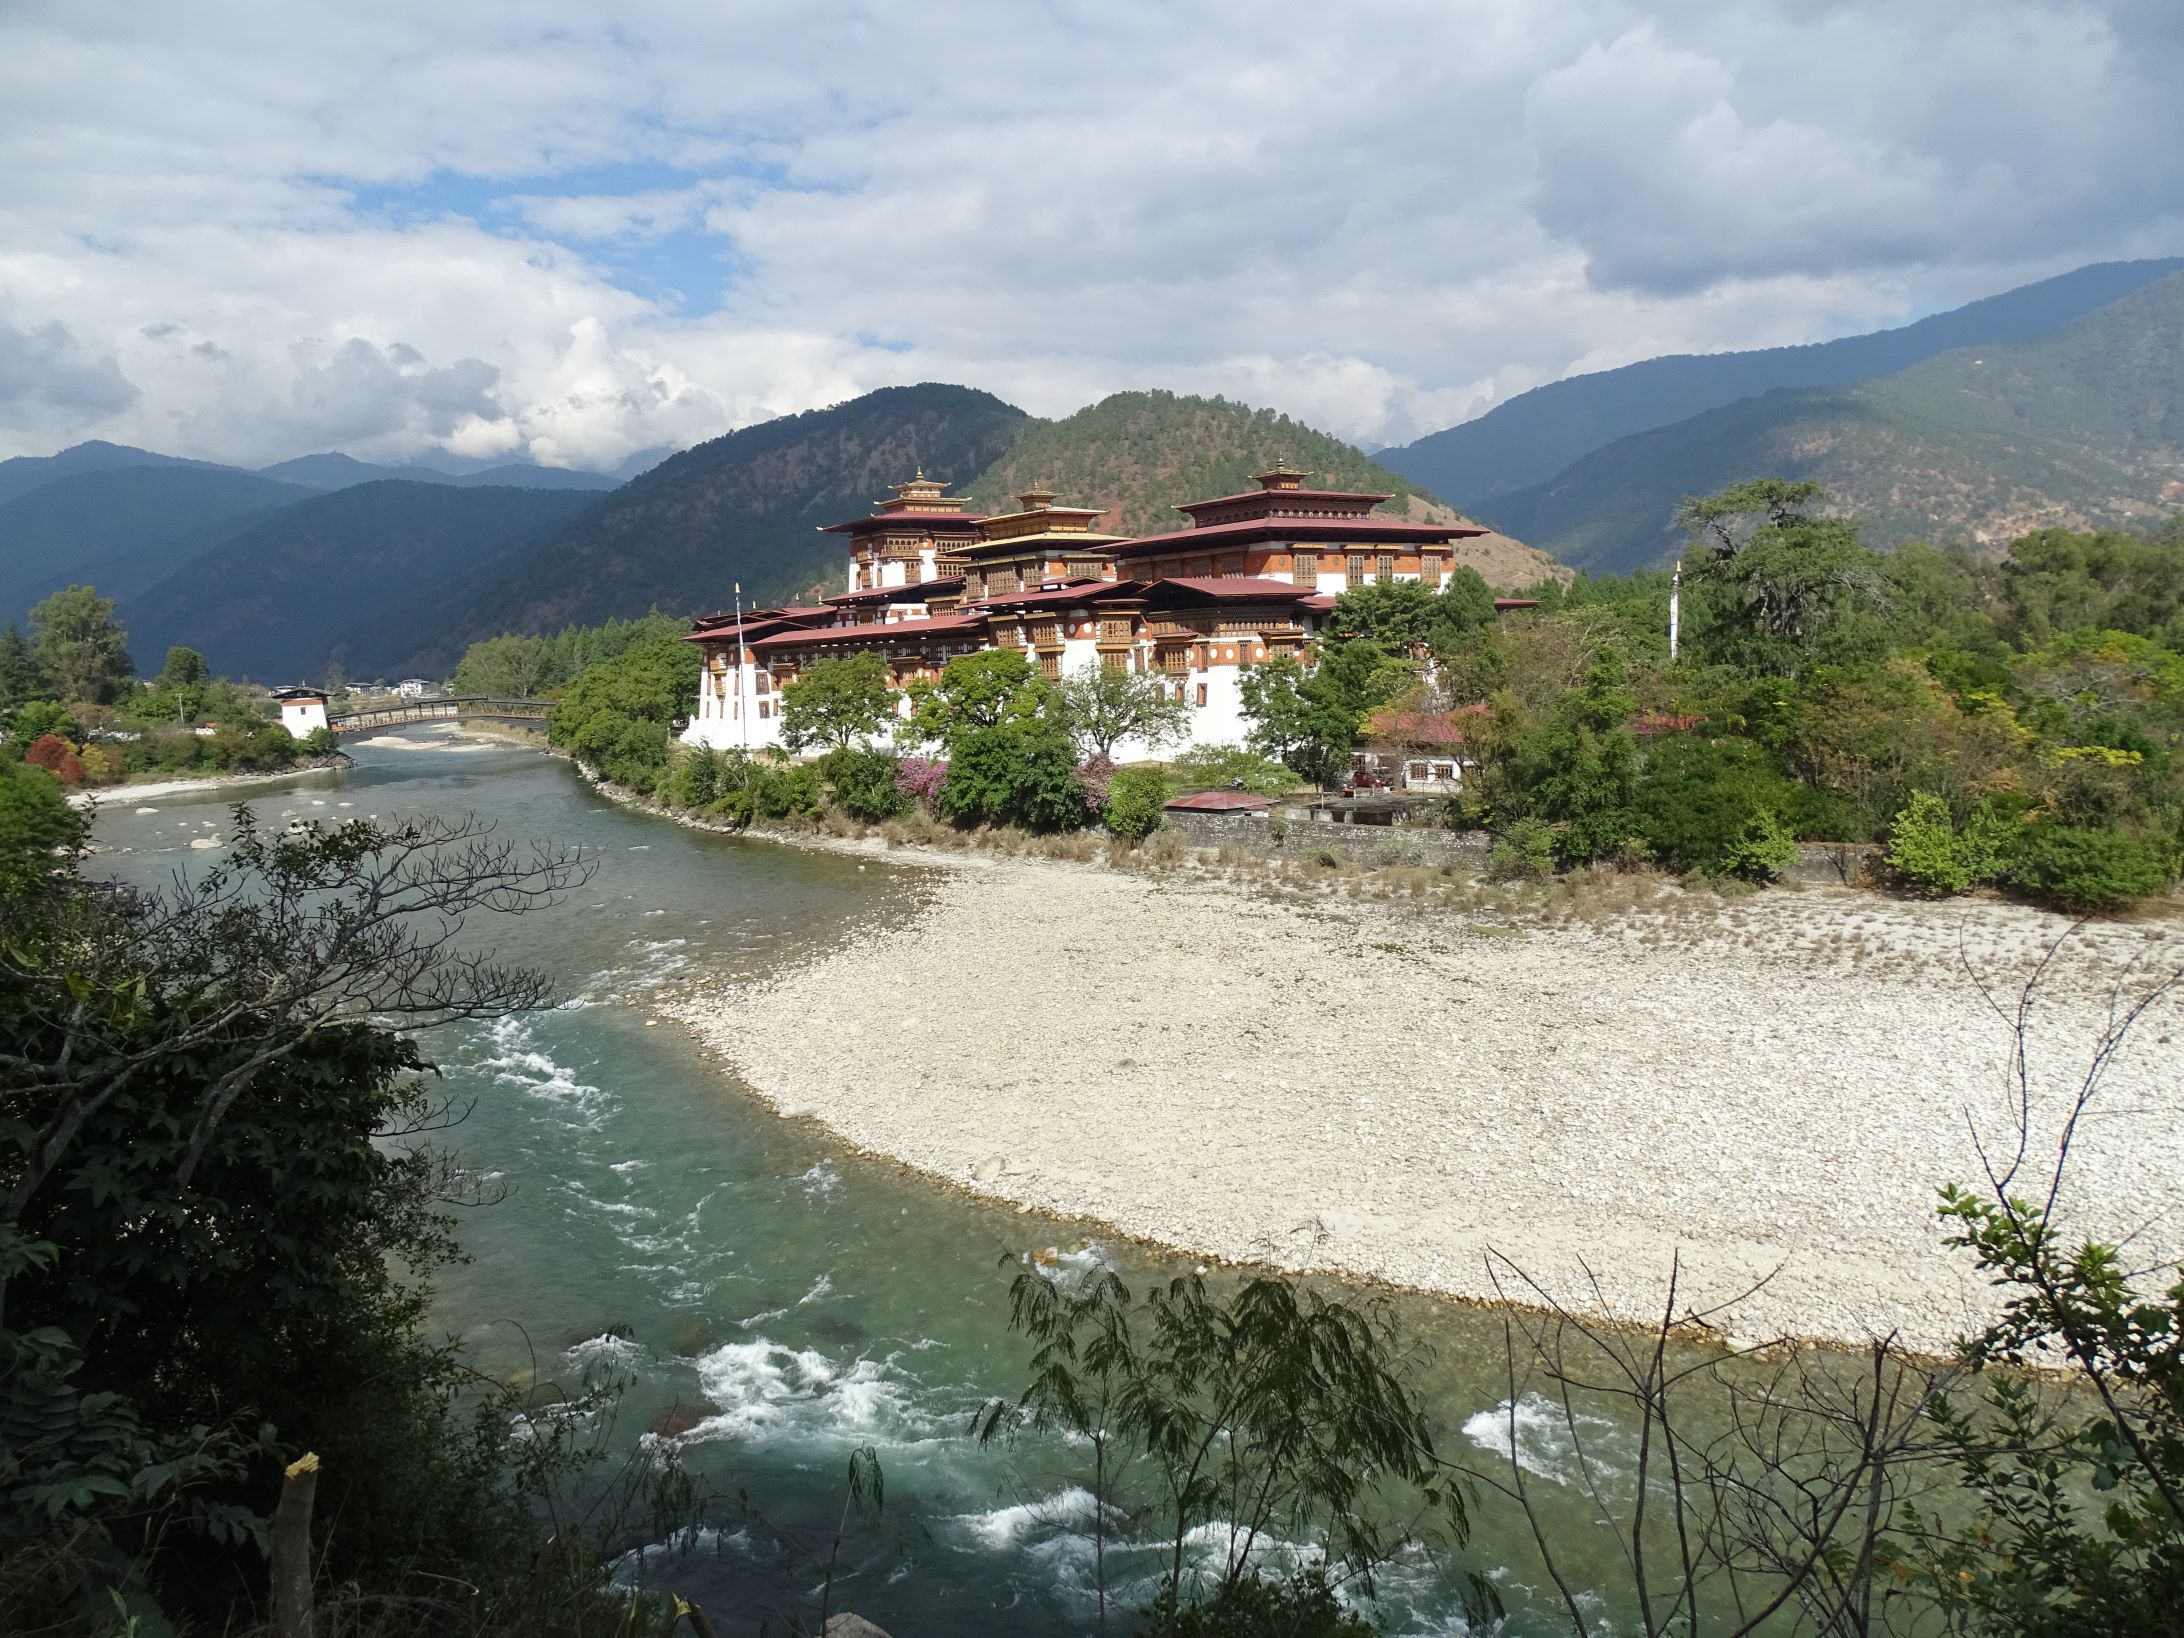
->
[1102,765,1169,839]
[0,760,83,898]
[0,623,50,710]
[1676,480,1887,671]
[158,646,209,688]
[547,636,700,794]
[1240,641,1411,786]
[27,585,133,705]
[453,633,554,700]
[903,648,1052,747]
[1059,664,1192,759]
[780,652,896,751]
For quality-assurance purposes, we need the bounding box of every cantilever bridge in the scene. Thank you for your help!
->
[327,696,553,733]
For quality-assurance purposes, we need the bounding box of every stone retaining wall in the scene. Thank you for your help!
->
[1162,807,1882,884]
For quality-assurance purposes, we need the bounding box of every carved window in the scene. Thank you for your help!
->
[1347,554,1367,587]
[1293,552,1317,586]
[1376,554,1395,583]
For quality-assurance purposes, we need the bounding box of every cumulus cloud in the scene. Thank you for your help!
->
[0,0,2177,468]
[0,318,138,431]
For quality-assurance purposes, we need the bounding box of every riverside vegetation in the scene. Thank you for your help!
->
[0,587,339,787]
[519,480,2181,912]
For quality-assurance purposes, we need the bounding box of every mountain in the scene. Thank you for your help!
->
[403,384,1033,668]
[0,439,222,508]
[0,465,314,625]
[120,482,599,682]
[259,452,619,492]
[1484,270,2184,572]
[1380,257,2184,509]
[964,390,1563,589]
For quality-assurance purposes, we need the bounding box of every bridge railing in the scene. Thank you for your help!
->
[327,697,553,731]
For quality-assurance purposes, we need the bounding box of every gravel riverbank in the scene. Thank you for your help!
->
[670,856,2183,1353]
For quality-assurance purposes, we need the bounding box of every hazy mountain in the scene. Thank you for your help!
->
[0,439,223,508]
[1484,270,2184,572]
[0,465,313,625]
[1380,257,2184,509]
[120,482,599,682]
[259,451,619,492]
[966,389,1563,588]
[403,383,1033,669]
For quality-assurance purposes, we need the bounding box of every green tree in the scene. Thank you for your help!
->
[0,760,83,898]
[780,652,896,751]
[903,648,1052,747]
[819,746,909,821]
[1633,732,1797,875]
[453,633,554,699]
[1677,480,1887,672]
[1240,640,1409,786]
[28,586,133,705]
[548,636,701,794]
[1059,664,1192,759]
[0,623,52,710]
[939,717,1086,832]
[158,646,209,688]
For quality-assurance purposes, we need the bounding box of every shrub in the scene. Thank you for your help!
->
[1720,809,1797,882]
[666,746,722,810]
[1489,816,1556,881]
[895,755,948,809]
[23,733,85,786]
[938,721,1086,833]
[299,724,340,757]
[1886,791,1976,895]
[76,743,127,786]
[751,761,823,820]
[1633,733,1795,874]
[1075,752,1114,817]
[1102,766,1169,840]
[2002,822,2172,912]
[1166,744,1303,797]
[821,746,909,821]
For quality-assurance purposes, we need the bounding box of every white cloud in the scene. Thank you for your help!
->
[0,0,2176,471]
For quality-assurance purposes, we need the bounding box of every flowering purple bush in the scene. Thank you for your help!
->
[1075,753,1114,817]
[896,755,949,809]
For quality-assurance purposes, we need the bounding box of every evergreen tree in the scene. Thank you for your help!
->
[0,623,49,709]
[28,585,133,705]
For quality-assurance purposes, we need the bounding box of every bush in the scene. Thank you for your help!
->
[1633,733,1795,874]
[821,746,909,821]
[895,755,948,809]
[299,725,340,756]
[1166,744,1303,797]
[2002,822,2172,911]
[23,733,85,785]
[1489,816,1556,881]
[1102,766,1169,840]
[1720,809,1797,882]
[666,746,722,809]
[938,721,1087,833]
[752,760,823,820]
[1887,791,1981,895]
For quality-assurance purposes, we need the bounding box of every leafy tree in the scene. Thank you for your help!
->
[0,760,83,898]
[28,586,133,706]
[1677,480,1887,672]
[1059,663,1191,759]
[939,717,1086,832]
[904,648,1053,747]
[1240,640,1410,786]
[547,636,701,794]
[158,646,210,688]
[1885,791,2010,895]
[1333,571,1497,658]
[1102,766,1169,839]
[780,652,896,751]
[666,746,723,809]
[1632,732,1797,876]
[451,633,553,699]
[0,623,51,710]
[1515,648,1646,865]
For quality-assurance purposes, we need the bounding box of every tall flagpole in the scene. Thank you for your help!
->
[1668,561,1682,663]
[734,580,750,752]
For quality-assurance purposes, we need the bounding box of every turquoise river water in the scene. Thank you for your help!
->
[88,734,1672,1636]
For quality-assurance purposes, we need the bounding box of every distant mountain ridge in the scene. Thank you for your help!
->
[1380,257,2184,508]
[1485,269,2184,571]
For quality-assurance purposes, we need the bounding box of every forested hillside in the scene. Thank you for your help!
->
[1380,257,2184,507]
[1485,270,2184,572]
[400,384,1032,671]
[0,465,312,622]
[966,390,1564,588]
[120,481,597,681]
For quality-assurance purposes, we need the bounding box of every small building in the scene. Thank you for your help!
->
[269,686,330,739]
[393,678,437,699]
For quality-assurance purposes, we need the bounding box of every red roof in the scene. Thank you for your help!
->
[1364,704,1490,748]
[1110,516,1484,556]
[684,609,837,644]
[825,577,963,606]
[819,512,986,536]
[748,612,989,652]
[1175,487,1389,515]
[1163,790,1276,813]
[1629,711,1702,736]
[962,578,1140,611]
[1145,576,1319,603]
[1493,598,1542,611]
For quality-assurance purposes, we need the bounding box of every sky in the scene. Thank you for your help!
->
[2,0,2181,471]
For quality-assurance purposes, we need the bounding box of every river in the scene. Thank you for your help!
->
[86,732,1689,1636]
